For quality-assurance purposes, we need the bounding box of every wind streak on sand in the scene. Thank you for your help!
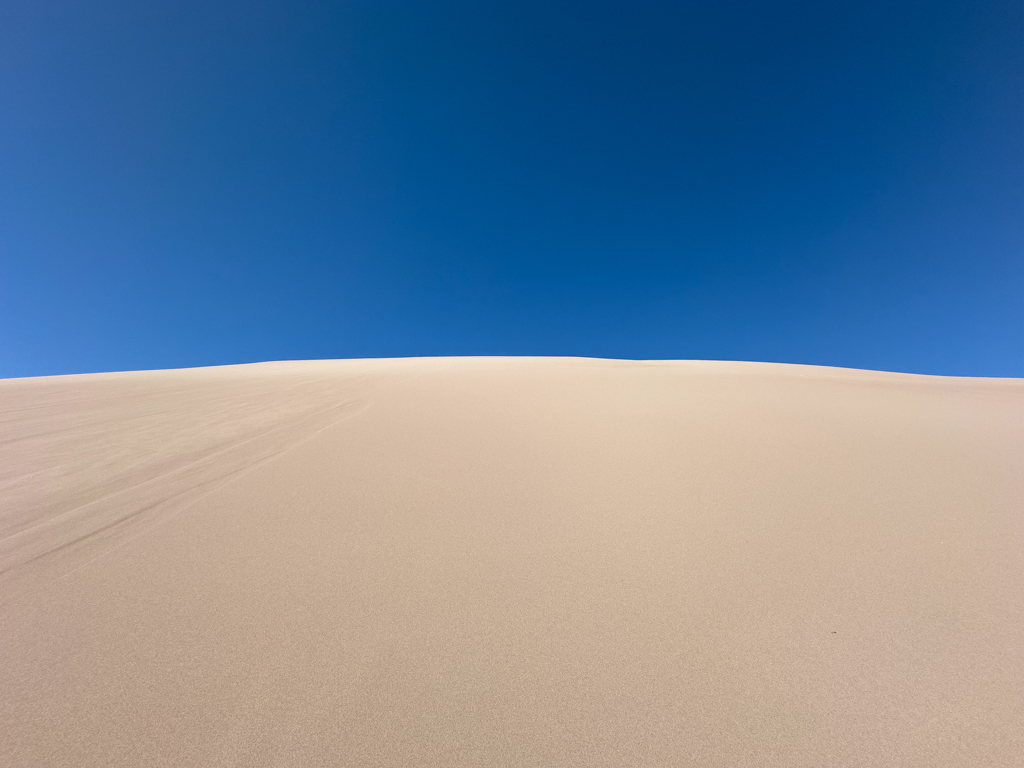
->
[0,362,374,597]
[0,358,1021,767]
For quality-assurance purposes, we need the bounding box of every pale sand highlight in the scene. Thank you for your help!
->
[1,357,1021,766]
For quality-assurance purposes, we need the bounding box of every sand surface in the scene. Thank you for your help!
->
[1,357,1021,766]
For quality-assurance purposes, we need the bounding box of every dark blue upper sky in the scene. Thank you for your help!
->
[1,0,1021,377]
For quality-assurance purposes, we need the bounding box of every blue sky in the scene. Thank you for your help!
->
[1,0,1021,377]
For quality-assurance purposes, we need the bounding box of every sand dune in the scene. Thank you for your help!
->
[1,357,1021,767]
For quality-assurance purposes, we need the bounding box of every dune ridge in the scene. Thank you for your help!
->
[1,357,1021,766]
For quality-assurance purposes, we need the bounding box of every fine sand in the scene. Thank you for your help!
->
[1,357,1021,767]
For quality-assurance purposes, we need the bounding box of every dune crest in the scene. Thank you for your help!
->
[1,358,1021,766]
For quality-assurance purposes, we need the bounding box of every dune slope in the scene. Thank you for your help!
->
[1,357,1022,767]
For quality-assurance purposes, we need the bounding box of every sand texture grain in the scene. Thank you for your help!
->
[1,357,1022,766]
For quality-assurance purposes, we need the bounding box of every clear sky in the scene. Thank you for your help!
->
[1,0,1021,378]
